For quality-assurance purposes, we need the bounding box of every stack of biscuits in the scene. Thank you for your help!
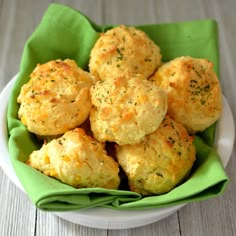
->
[17,25,222,195]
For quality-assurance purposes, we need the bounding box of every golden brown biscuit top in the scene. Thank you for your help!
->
[18,59,92,104]
[89,25,162,81]
[27,128,120,189]
[116,115,196,195]
[159,57,220,106]
[90,75,168,145]
[150,56,222,133]
[17,59,93,136]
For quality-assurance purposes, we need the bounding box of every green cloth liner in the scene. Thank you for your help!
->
[7,3,228,211]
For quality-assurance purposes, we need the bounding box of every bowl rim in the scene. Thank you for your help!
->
[0,74,234,229]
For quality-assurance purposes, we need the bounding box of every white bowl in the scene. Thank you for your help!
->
[0,75,234,229]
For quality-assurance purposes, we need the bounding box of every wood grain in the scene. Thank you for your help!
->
[0,0,236,235]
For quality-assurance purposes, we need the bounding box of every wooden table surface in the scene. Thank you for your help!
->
[0,0,236,235]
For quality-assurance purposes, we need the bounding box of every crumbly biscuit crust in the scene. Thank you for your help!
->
[27,128,120,189]
[89,25,162,81]
[116,115,196,195]
[150,56,222,133]
[90,76,168,145]
[18,59,93,136]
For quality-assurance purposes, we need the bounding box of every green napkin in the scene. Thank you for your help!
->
[7,3,228,211]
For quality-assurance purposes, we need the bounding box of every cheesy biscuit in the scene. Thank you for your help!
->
[90,76,167,145]
[150,56,222,133]
[17,59,93,136]
[27,128,120,189]
[116,115,196,195]
[89,25,162,81]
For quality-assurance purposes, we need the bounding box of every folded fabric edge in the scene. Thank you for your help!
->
[35,176,228,211]
[46,3,102,32]
[36,192,141,211]
[111,178,228,210]
[6,4,227,211]
[100,18,217,32]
